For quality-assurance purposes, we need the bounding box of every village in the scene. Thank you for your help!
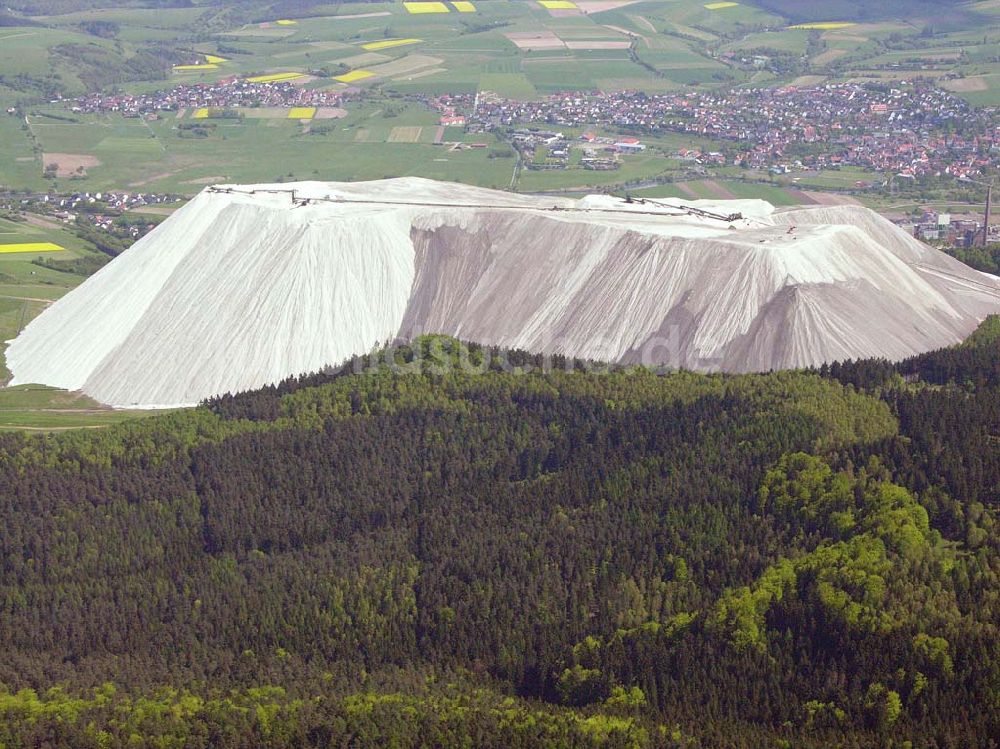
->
[1,188,182,250]
[431,82,999,181]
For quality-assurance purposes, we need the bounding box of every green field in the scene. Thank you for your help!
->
[0,385,157,430]
[630,178,806,205]
[777,166,877,190]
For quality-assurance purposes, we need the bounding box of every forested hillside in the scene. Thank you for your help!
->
[0,334,998,747]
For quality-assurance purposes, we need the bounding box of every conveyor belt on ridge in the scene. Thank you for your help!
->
[206,186,746,223]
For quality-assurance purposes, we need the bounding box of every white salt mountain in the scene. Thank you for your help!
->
[7,178,1000,408]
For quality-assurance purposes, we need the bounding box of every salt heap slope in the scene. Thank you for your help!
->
[7,178,1000,407]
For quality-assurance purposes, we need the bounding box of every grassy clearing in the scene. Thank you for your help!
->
[775,166,877,191]
[722,29,811,54]
[478,72,538,98]
[0,283,72,301]
[0,385,103,410]
[715,181,804,205]
[629,183,692,199]
[0,403,158,431]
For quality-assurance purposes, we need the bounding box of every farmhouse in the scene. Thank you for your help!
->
[615,137,646,153]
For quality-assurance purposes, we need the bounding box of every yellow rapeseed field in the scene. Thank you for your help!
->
[451,1,476,11]
[361,38,422,51]
[192,108,210,119]
[789,21,856,29]
[173,64,218,71]
[403,2,450,13]
[246,72,307,83]
[539,0,577,8]
[204,55,228,64]
[0,242,64,254]
[275,19,297,25]
[704,2,738,9]
[333,69,375,83]
[288,107,317,119]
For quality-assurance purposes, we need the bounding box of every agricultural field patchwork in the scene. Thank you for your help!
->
[2,0,994,109]
[0,0,995,204]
